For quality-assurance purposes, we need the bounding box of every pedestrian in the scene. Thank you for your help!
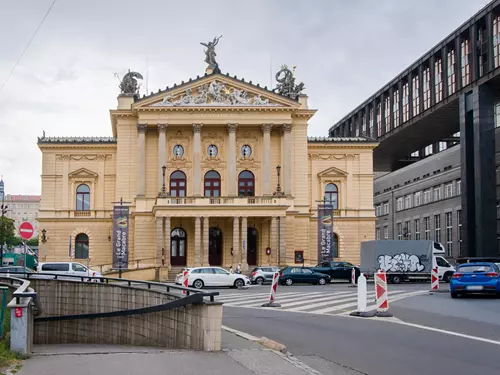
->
[236,263,242,274]
[229,265,234,274]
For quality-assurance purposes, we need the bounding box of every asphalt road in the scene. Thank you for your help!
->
[220,282,500,375]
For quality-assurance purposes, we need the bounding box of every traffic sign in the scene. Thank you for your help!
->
[19,222,34,240]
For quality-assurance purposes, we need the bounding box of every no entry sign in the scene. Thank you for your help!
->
[19,222,34,240]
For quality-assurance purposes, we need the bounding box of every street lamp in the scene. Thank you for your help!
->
[41,229,48,243]
[0,198,9,265]
[158,165,169,198]
[273,165,285,197]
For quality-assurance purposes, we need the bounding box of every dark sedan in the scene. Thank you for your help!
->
[279,267,331,286]
[310,261,360,282]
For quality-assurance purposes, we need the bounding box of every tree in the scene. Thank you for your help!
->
[27,237,38,247]
[0,217,16,249]
[7,237,23,247]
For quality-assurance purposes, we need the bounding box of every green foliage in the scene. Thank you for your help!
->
[0,218,15,248]
[26,238,38,247]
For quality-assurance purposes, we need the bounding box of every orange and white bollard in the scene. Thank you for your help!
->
[375,270,392,317]
[431,256,439,292]
[349,267,357,287]
[182,270,189,295]
[261,271,281,307]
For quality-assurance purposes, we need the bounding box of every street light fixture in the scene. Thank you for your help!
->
[0,197,10,265]
[273,165,285,197]
[41,229,48,243]
[158,165,169,198]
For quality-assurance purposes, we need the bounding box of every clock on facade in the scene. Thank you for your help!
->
[207,144,218,157]
[241,144,252,158]
[173,144,184,158]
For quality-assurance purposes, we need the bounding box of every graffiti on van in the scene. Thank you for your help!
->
[377,253,425,272]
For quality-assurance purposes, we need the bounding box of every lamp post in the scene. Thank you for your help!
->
[41,229,47,243]
[0,196,9,266]
[273,165,285,197]
[158,165,168,198]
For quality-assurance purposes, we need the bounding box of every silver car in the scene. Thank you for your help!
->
[250,267,281,285]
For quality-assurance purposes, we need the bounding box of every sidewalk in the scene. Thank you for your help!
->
[16,329,323,375]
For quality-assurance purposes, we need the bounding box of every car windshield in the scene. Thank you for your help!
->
[458,265,493,273]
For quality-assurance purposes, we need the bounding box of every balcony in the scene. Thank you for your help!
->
[74,210,91,217]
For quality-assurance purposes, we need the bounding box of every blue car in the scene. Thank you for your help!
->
[450,262,500,298]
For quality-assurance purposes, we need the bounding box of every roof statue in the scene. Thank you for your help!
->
[201,35,222,70]
[274,65,305,99]
[117,69,143,95]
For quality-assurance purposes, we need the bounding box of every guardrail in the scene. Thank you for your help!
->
[0,275,43,314]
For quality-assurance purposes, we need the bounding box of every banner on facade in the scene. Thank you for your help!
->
[112,206,129,270]
[317,204,334,262]
[69,235,73,258]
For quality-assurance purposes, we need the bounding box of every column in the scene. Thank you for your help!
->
[281,124,293,195]
[203,217,210,266]
[192,124,203,196]
[241,217,248,270]
[155,217,163,266]
[227,124,238,196]
[278,217,286,265]
[232,217,239,267]
[137,124,147,196]
[271,217,278,266]
[164,216,171,268]
[157,124,167,193]
[195,217,202,266]
[261,124,272,195]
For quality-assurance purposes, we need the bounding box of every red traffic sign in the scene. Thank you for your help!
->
[15,307,23,318]
[19,221,34,240]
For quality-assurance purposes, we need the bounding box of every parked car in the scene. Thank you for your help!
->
[279,267,331,286]
[36,262,102,280]
[450,262,500,298]
[310,261,360,283]
[0,266,34,277]
[175,267,251,289]
[250,266,281,285]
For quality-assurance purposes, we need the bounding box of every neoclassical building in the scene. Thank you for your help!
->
[37,63,377,277]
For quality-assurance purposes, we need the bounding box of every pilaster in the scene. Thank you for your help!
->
[193,124,203,196]
[157,124,168,193]
[261,124,272,195]
[227,124,238,196]
[137,124,147,196]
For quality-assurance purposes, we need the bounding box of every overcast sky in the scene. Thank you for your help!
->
[0,0,491,195]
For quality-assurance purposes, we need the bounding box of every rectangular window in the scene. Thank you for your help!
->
[404,220,411,240]
[461,39,470,86]
[355,121,360,137]
[393,89,400,127]
[414,219,420,240]
[376,228,381,240]
[456,179,461,195]
[402,82,409,123]
[494,16,500,68]
[495,103,500,128]
[434,214,441,243]
[478,27,488,78]
[383,226,389,240]
[412,75,420,117]
[384,96,391,132]
[434,58,443,103]
[369,108,374,137]
[423,67,431,110]
[361,113,366,135]
[424,189,431,204]
[404,195,412,209]
[425,144,433,156]
[433,186,442,201]
[396,198,403,211]
[424,217,431,240]
[445,212,452,257]
[375,204,382,217]
[383,202,389,215]
[444,183,453,198]
[447,49,456,94]
[458,210,462,252]
[397,223,403,240]
[414,191,421,206]
[376,103,382,136]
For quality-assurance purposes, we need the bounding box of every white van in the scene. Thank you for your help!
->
[36,262,102,280]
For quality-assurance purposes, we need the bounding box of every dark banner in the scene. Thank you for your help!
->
[317,204,334,262]
[112,206,129,270]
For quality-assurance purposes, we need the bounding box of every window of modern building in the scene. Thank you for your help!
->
[402,83,409,123]
[376,228,381,240]
[204,170,221,197]
[397,222,403,240]
[478,27,488,77]
[423,67,431,110]
[404,220,411,240]
[411,151,419,157]
[170,170,187,197]
[456,179,461,195]
[239,170,255,197]
[439,142,447,152]
[414,191,421,206]
[424,145,433,156]
[444,183,453,199]
[393,89,400,127]
[434,214,441,243]
[447,49,456,94]
[76,184,90,211]
[355,122,360,137]
[383,226,389,240]
[461,39,470,87]
[375,204,382,217]
[424,189,431,204]
[404,195,412,209]
[414,219,420,240]
[412,75,420,117]
[361,113,366,135]
[458,209,462,252]
[384,96,391,133]
[433,186,442,201]
[495,102,500,128]
[396,197,403,211]
[424,216,431,240]
[445,212,452,257]
[75,233,89,259]
[369,108,374,137]
[376,103,382,136]
[383,202,389,215]
[494,16,500,69]
[434,58,443,103]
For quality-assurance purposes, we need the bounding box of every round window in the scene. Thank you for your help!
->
[241,144,252,158]
[207,144,218,157]
[173,144,184,158]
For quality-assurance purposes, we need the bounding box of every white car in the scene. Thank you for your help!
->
[175,267,251,289]
[36,262,102,281]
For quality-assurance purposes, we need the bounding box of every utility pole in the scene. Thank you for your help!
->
[0,195,9,266]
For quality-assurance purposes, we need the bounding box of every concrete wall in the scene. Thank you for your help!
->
[31,279,222,351]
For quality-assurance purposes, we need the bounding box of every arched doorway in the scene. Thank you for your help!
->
[209,227,223,265]
[247,227,258,265]
[171,228,187,266]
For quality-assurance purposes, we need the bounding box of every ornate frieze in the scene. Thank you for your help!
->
[308,154,359,160]
[56,154,112,161]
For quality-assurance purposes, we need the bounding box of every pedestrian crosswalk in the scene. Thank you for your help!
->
[214,289,426,316]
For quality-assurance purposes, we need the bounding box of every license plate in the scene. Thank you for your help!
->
[466,285,483,291]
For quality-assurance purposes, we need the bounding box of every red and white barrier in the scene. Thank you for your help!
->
[349,267,357,287]
[182,270,189,295]
[261,271,281,307]
[431,257,439,291]
[375,270,392,316]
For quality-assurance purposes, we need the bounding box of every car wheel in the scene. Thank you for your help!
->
[443,272,453,283]
[193,279,204,289]
[390,275,401,284]
[234,279,245,288]
[285,278,293,286]
[451,292,459,299]
[318,278,326,285]
[255,277,265,285]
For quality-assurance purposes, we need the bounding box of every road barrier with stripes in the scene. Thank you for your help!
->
[261,271,281,307]
[182,270,189,295]
[349,268,357,288]
[431,257,439,291]
[375,270,392,317]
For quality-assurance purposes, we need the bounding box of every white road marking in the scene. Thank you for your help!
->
[224,292,326,306]
[245,291,355,308]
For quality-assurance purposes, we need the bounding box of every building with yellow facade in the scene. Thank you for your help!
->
[37,52,377,278]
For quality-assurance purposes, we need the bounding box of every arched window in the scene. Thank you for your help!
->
[204,170,221,197]
[324,183,338,209]
[75,233,89,259]
[170,171,186,197]
[333,233,339,258]
[76,184,90,211]
[171,228,187,266]
[238,170,255,197]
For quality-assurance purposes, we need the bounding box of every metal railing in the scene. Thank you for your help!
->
[91,257,159,274]
[0,275,43,315]
[158,196,286,205]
